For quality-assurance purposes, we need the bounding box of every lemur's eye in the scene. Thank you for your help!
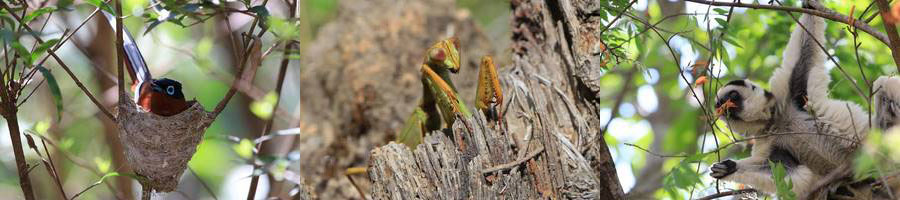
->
[166,86,175,95]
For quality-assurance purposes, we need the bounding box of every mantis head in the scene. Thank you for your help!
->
[426,37,461,73]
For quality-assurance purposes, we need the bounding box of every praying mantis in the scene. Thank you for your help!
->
[396,37,504,149]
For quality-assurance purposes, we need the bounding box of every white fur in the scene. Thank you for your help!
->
[716,81,774,135]
[721,141,820,195]
[874,76,900,130]
[714,13,868,198]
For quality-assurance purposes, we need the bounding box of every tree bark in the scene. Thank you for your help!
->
[366,0,624,198]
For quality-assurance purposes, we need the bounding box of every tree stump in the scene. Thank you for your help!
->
[366,0,625,198]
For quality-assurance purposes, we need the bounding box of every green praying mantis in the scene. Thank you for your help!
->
[396,37,504,149]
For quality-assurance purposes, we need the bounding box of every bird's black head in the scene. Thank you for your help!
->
[151,78,185,99]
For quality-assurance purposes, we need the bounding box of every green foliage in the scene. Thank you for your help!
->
[36,66,63,121]
[662,153,707,199]
[23,7,55,24]
[233,139,255,159]
[85,0,115,15]
[268,17,301,42]
[771,161,797,200]
[250,92,279,119]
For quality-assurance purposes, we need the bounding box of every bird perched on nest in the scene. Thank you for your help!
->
[101,11,193,116]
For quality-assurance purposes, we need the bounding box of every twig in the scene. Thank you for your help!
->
[624,143,688,158]
[600,67,638,134]
[696,188,758,200]
[246,40,292,199]
[481,146,545,174]
[598,0,638,36]
[346,174,368,200]
[875,0,900,72]
[22,133,67,199]
[24,132,127,199]
[211,36,260,117]
[0,2,116,120]
[244,0,286,196]
[682,0,890,45]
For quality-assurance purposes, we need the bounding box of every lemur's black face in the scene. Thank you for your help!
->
[716,80,775,122]
[150,78,185,99]
[716,89,744,120]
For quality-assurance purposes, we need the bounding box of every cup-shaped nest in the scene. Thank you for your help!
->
[116,93,214,192]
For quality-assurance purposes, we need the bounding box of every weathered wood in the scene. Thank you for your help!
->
[367,0,624,199]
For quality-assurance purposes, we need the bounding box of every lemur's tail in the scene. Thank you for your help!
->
[874,76,900,130]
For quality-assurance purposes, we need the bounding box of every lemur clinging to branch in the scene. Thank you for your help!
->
[711,1,900,197]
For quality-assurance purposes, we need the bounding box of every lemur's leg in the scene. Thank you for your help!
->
[767,8,868,139]
[767,13,827,110]
[874,76,900,130]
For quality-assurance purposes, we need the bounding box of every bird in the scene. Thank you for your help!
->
[102,12,192,116]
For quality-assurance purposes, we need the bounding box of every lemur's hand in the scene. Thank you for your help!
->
[710,160,738,179]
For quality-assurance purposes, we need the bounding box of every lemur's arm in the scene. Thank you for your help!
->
[712,143,821,195]
[766,13,827,112]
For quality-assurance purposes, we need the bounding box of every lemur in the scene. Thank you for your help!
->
[710,3,900,197]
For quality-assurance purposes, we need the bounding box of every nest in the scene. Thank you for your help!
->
[115,93,215,192]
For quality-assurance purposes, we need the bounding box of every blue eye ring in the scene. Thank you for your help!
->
[166,86,175,95]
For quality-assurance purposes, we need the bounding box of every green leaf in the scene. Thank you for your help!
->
[85,0,115,15]
[771,161,797,200]
[268,17,300,42]
[143,19,165,35]
[23,7,56,24]
[195,37,214,57]
[31,39,60,63]
[713,8,728,15]
[714,18,728,27]
[11,41,31,65]
[250,92,278,119]
[249,6,270,27]
[94,157,111,173]
[32,120,51,135]
[234,139,254,159]
[36,66,63,121]
[721,35,743,49]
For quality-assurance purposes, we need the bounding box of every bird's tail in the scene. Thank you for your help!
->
[101,11,152,88]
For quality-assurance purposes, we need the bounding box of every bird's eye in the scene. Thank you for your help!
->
[166,86,175,95]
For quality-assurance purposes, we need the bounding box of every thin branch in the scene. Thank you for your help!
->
[875,0,900,72]
[0,2,116,120]
[346,174,368,200]
[623,143,688,158]
[696,188,759,200]
[682,0,890,45]
[598,0,638,36]
[243,0,279,197]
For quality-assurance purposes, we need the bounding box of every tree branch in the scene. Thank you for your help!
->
[875,0,900,72]
[682,0,890,45]
[0,2,116,120]
[697,188,758,200]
